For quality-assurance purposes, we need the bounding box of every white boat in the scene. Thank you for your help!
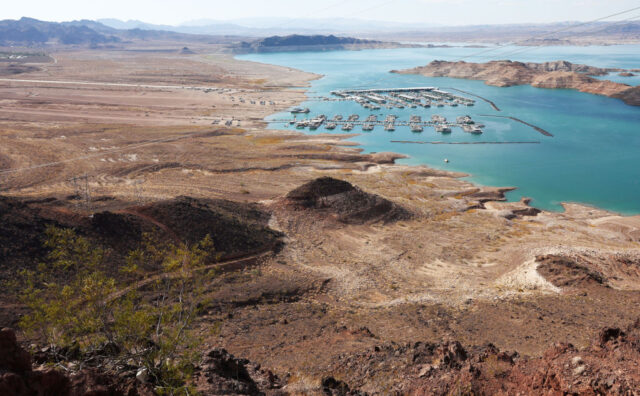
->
[435,124,451,134]
[291,107,310,114]
[295,120,310,129]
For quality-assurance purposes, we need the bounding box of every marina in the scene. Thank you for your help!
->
[329,87,476,111]
[274,113,484,134]
[246,45,640,213]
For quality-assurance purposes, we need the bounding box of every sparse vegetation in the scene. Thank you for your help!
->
[14,226,219,395]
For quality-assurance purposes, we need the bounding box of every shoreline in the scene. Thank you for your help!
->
[241,54,640,219]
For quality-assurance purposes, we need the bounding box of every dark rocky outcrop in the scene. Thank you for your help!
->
[613,85,640,106]
[0,328,31,374]
[256,34,378,48]
[0,195,283,327]
[329,321,640,395]
[284,177,412,224]
[134,196,282,257]
[193,348,284,395]
[0,64,40,76]
[536,254,607,288]
[0,195,281,274]
[321,376,366,396]
[0,328,70,396]
[234,34,416,53]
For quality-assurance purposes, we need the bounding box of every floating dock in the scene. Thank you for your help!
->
[274,114,484,134]
[328,87,475,111]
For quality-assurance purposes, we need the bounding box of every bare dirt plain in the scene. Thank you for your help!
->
[2,43,640,394]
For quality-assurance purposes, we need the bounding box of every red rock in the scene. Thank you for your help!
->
[0,328,31,374]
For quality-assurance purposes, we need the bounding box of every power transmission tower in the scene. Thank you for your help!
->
[0,174,8,193]
[133,179,145,204]
[69,174,91,212]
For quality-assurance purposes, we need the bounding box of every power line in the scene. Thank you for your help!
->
[340,4,640,90]
[263,0,402,33]
[349,0,403,19]
[264,0,359,31]
[479,14,640,61]
[457,4,640,62]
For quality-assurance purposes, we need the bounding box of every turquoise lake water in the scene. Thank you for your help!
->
[237,45,640,214]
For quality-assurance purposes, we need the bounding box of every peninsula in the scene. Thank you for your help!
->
[392,60,640,106]
[232,34,422,53]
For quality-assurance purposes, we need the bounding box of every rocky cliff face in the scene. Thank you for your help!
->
[613,85,640,106]
[393,60,639,106]
[525,60,615,75]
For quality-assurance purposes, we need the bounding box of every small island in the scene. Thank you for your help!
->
[392,60,640,106]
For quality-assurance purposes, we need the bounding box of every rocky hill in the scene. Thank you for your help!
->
[0,195,282,285]
[393,60,640,106]
[234,34,418,53]
[283,177,412,224]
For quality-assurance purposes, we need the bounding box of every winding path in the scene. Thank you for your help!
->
[105,250,273,304]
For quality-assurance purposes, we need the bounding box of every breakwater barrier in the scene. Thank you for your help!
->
[479,115,553,137]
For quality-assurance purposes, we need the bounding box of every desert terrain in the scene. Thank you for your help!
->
[2,43,640,394]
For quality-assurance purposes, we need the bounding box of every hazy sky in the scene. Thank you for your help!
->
[4,0,640,26]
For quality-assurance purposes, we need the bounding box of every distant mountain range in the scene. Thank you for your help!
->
[1,17,639,48]
[96,18,640,43]
[0,17,120,45]
[0,17,240,47]
[96,17,441,36]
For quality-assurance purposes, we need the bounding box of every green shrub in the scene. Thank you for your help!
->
[16,226,218,394]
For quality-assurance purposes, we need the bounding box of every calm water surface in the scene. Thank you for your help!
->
[237,45,640,214]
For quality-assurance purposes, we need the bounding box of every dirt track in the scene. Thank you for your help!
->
[105,250,273,303]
